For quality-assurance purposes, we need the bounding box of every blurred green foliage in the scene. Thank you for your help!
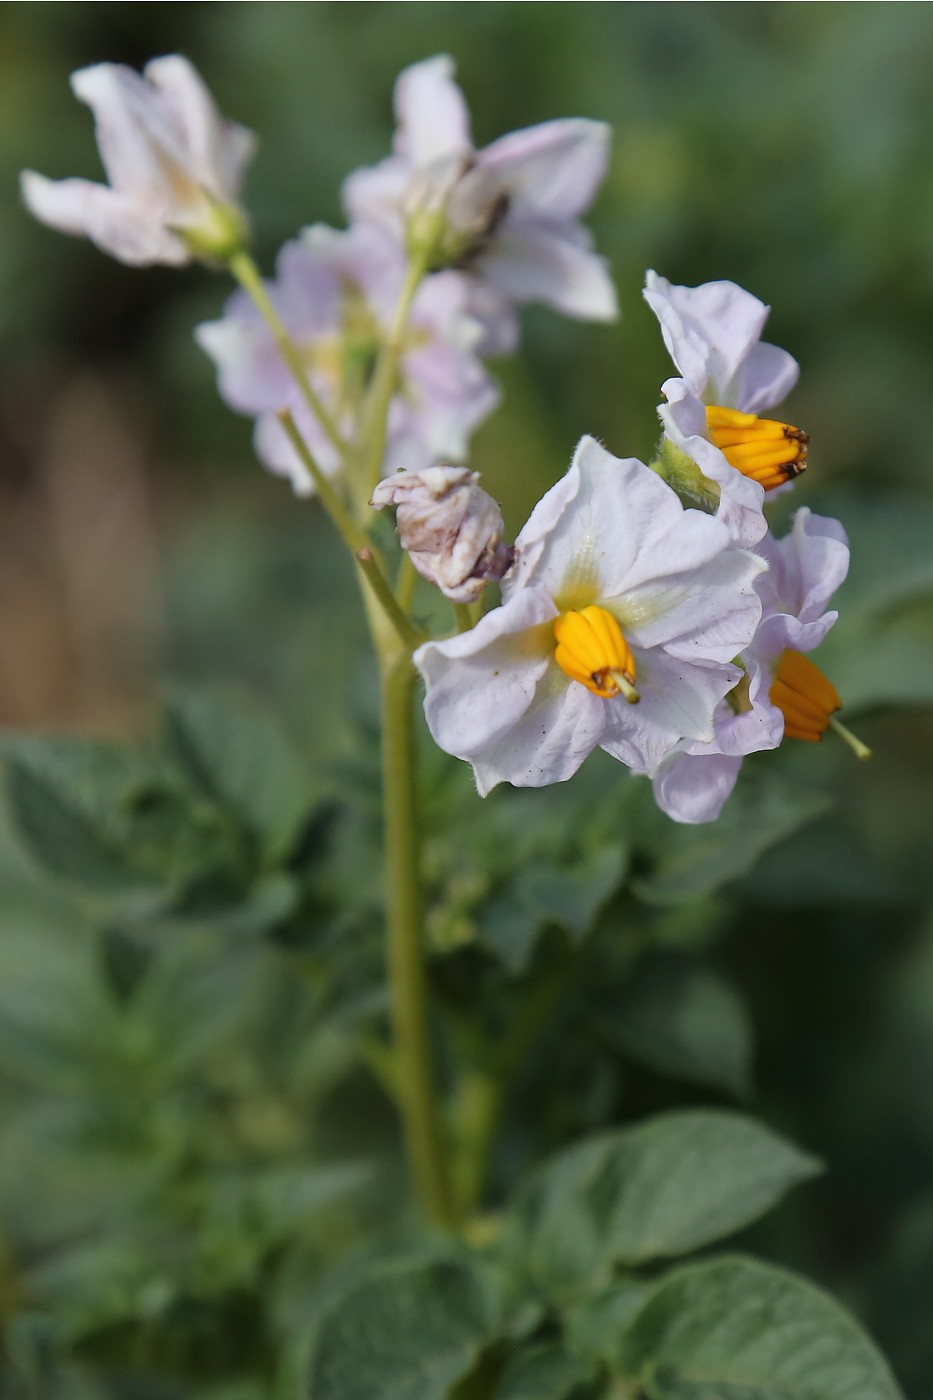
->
[2,2,933,1396]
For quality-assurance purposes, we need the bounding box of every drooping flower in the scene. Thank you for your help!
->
[652,508,858,824]
[21,56,255,266]
[196,222,499,495]
[344,55,618,354]
[371,466,513,604]
[414,436,766,795]
[644,272,810,547]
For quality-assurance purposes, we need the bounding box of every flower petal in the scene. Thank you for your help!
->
[509,437,688,604]
[731,340,799,416]
[20,171,187,265]
[601,652,739,773]
[481,222,618,321]
[618,542,765,663]
[470,666,607,794]
[644,271,775,405]
[393,55,472,166]
[143,55,256,198]
[479,118,611,221]
[652,752,744,824]
[415,588,558,771]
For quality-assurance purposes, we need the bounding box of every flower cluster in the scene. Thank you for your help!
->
[414,273,865,821]
[21,53,866,825]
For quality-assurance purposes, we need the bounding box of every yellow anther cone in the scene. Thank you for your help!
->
[553,606,639,702]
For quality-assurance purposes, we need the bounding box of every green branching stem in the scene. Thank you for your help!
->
[228,250,348,460]
[381,648,455,1228]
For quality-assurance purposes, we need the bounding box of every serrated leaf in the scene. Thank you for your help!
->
[309,1260,493,1400]
[634,774,831,906]
[606,955,753,1097]
[164,688,312,864]
[493,1342,593,1400]
[616,1254,904,1399]
[508,1111,820,1303]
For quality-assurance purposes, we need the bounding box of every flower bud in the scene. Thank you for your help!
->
[371,466,514,604]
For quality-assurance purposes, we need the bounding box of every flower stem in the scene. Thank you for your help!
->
[357,549,423,650]
[381,649,455,1228]
[228,250,348,460]
[361,252,428,496]
[277,410,416,648]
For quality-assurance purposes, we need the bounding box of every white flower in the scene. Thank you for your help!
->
[652,508,850,824]
[21,56,255,266]
[371,466,513,604]
[196,222,499,496]
[644,271,808,548]
[344,55,618,354]
[414,437,766,795]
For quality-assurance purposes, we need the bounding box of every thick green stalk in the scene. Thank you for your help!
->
[228,250,348,460]
[381,648,455,1228]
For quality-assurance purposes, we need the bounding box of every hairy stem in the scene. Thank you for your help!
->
[361,253,427,495]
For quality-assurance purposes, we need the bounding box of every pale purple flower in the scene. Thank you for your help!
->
[21,56,255,265]
[344,55,618,354]
[644,271,806,549]
[644,270,799,413]
[414,436,766,795]
[371,466,513,603]
[196,222,499,495]
[652,508,849,824]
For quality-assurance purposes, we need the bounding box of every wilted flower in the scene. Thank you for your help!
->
[372,466,513,603]
[652,508,856,824]
[21,56,255,266]
[415,436,765,795]
[196,222,499,495]
[644,272,808,545]
[344,55,618,354]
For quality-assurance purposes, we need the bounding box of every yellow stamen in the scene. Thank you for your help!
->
[553,605,640,703]
[770,650,870,758]
[706,404,808,490]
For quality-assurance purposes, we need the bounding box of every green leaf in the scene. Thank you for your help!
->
[513,844,628,941]
[164,688,312,864]
[493,1342,593,1400]
[309,1260,493,1400]
[616,1254,904,1399]
[634,774,831,906]
[566,1283,649,1366]
[3,737,237,901]
[507,1111,820,1303]
[605,955,753,1097]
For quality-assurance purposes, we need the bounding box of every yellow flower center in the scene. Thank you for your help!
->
[706,404,809,492]
[770,649,840,741]
[553,606,640,703]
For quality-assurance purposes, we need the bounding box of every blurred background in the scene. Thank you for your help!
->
[3,3,933,1397]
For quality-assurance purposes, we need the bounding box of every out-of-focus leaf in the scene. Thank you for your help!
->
[566,1282,649,1366]
[164,688,313,865]
[493,1342,593,1400]
[506,1111,820,1303]
[604,954,753,1097]
[633,775,831,906]
[309,1259,493,1400]
[3,736,241,902]
[615,1254,904,1399]
[479,843,628,974]
[815,492,933,621]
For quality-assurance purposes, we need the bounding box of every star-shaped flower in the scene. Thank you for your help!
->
[415,436,766,795]
[344,55,618,354]
[21,57,255,265]
[645,271,808,547]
